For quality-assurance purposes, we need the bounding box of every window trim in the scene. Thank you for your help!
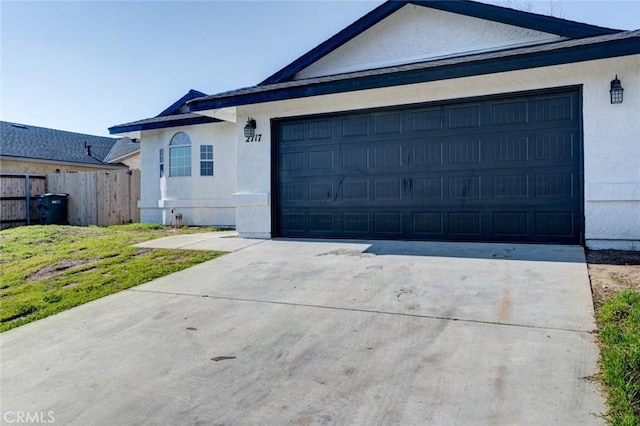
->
[200,144,214,176]
[169,132,192,177]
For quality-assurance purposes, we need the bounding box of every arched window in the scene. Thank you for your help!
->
[169,132,191,177]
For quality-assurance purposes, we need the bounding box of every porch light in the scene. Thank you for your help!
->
[244,117,257,138]
[610,75,624,104]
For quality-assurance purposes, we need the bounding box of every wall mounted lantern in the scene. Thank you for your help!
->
[244,117,257,138]
[610,75,624,104]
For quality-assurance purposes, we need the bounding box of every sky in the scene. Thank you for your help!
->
[1,1,639,138]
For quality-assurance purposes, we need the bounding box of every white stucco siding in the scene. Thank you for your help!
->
[296,4,563,79]
[234,54,639,247]
[138,122,237,227]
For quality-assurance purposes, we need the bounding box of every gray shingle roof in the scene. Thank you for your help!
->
[104,137,140,163]
[0,121,125,166]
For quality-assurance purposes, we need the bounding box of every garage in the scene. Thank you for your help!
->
[274,87,583,244]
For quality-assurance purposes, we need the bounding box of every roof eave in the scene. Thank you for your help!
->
[413,0,620,38]
[108,115,221,135]
[191,35,639,111]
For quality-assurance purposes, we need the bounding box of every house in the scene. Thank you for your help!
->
[1,121,138,173]
[110,0,640,250]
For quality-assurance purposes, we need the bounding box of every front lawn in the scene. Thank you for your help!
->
[596,290,640,425]
[0,224,225,332]
[588,250,640,425]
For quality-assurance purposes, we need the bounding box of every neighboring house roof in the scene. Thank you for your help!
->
[259,0,621,85]
[104,137,140,163]
[0,121,126,167]
[108,0,638,134]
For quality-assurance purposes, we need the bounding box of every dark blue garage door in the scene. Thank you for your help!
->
[274,88,583,244]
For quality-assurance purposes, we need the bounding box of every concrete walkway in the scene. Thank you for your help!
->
[1,238,605,425]
[133,230,265,252]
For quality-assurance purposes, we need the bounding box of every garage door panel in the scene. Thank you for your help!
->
[275,88,582,243]
[307,119,333,140]
[373,179,403,201]
[374,213,403,234]
[448,212,482,235]
[412,109,443,132]
[343,212,370,233]
[534,132,576,161]
[413,212,444,234]
[492,100,529,125]
[308,150,334,170]
[493,212,530,236]
[535,212,575,236]
[342,180,370,201]
[373,145,403,168]
[534,95,575,122]
[411,142,443,165]
[412,178,444,200]
[341,116,369,137]
[491,135,529,162]
[447,140,481,164]
[373,113,403,135]
[447,105,481,129]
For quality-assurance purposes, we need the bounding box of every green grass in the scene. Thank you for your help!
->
[0,224,225,332]
[597,289,640,425]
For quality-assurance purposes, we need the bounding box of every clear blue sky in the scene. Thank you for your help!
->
[1,1,639,137]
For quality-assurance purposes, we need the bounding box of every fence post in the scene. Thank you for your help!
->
[25,174,31,225]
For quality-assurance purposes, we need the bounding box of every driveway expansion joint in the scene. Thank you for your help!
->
[128,288,595,335]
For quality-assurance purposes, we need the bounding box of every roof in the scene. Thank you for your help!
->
[156,89,208,117]
[109,0,636,134]
[108,113,221,134]
[104,137,140,163]
[188,29,640,111]
[0,121,126,167]
[109,89,220,134]
[260,0,621,85]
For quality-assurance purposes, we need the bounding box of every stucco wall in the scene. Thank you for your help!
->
[296,4,562,79]
[116,154,140,170]
[231,54,639,248]
[0,159,126,174]
[138,121,237,227]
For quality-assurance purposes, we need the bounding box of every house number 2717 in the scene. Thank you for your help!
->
[246,134,262,143]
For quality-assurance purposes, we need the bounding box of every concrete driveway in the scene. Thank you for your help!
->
[1,239,604,425]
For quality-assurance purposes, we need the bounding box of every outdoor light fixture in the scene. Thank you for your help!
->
[610,75,624,104]
[244,117,257,138]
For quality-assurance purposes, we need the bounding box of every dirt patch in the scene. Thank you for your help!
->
[587,250,640,309]
[29,259,101,282]
[133,248,153,257]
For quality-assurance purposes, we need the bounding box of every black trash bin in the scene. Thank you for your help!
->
[36,193,69,225]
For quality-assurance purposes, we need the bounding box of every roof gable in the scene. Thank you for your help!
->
[156,89,208,117]
[104,137,140,163]
[260,0,620,85]
[296,4,566,80]
[0,121,122,166]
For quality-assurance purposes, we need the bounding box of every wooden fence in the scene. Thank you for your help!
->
[0,174,47,229]
[0,170,140,229]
